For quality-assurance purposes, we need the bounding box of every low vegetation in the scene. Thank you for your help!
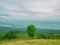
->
[0,24,60,45]
[0,30,60,40]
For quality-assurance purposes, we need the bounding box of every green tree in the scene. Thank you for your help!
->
[3,30,20,39]
[27,24,36,38]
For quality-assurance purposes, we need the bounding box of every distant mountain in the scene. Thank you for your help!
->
[0,26,60,34]
[0,20,60,25]
[0,26,12,34]
[0,21,60,34]
[36,28,60,34]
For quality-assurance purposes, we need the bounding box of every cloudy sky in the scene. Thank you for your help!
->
[0,0,60,21]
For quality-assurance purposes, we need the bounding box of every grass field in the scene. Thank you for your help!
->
[0,39,60,45]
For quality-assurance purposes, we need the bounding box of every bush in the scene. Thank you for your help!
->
[3,30,20,39]
[34,33,60,39]
[0,34,2,40]
[18,34,30,40]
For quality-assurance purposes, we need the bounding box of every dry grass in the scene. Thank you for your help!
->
[0,39,60,45]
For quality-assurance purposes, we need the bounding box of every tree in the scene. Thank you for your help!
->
[27,24,36,38]
[3,30,20,39]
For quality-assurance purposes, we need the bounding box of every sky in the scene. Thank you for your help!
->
[0,0,60,21]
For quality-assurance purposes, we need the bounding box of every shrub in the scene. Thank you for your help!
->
[3,30,20,39]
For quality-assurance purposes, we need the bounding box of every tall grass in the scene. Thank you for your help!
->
[0,39,60,45]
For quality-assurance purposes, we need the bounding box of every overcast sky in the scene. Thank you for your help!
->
[0,0,60,21]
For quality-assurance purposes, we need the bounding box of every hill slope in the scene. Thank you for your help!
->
[0,39,60,45]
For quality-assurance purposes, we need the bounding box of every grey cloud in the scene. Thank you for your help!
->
[0,0,60,21]
[0,13,9,16]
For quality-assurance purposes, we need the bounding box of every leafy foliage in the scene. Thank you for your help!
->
[34,33,60,39]
[2,30,20,39]
[27,24,36,38]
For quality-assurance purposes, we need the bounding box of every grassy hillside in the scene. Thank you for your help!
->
[0,39,60,45]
